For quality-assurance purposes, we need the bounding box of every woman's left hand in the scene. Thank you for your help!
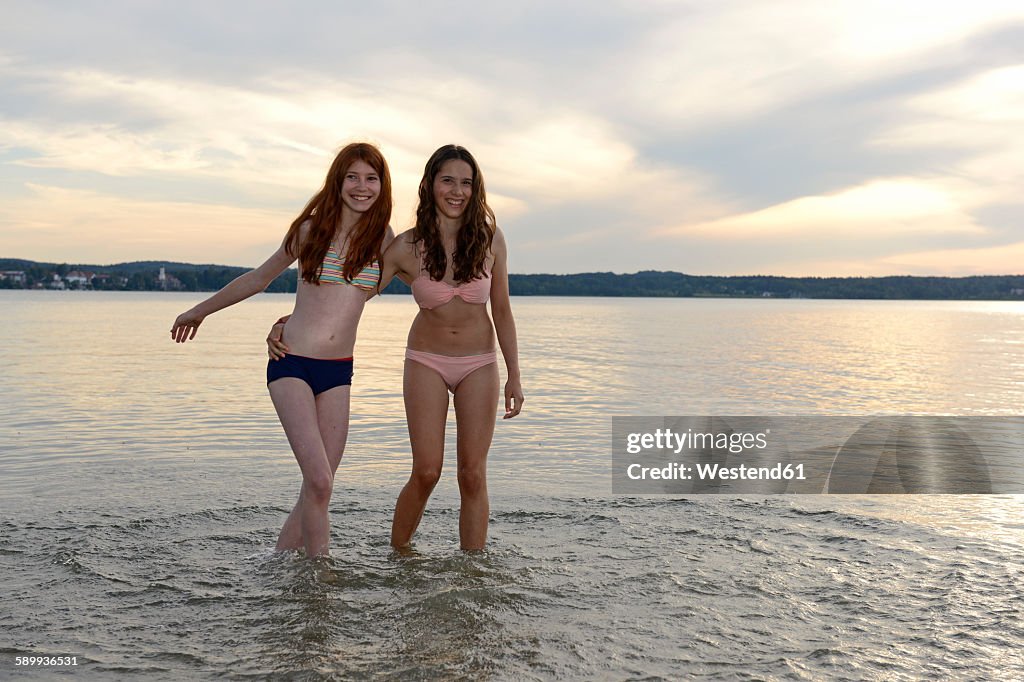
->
[504,378,524,419]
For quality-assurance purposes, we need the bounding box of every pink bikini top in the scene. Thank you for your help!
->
[412,270,492,310]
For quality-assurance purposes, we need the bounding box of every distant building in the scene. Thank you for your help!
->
[48,274,66,290]
[65,270,93,288]
[0,270,26,284]
[158,266,184,291]
[1012,288,1024,296]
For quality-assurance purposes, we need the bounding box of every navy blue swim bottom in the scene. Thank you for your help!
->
[267,354,354,396]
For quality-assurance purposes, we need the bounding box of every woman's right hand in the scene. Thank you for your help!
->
[267,319,290,360]
[171,308,205,343]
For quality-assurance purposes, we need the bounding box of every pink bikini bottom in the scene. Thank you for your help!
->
[405,348,498,392]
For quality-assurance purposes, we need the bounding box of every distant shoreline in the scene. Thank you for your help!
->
[2,258,1023,301]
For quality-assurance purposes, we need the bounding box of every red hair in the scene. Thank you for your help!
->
[285,142,392,284]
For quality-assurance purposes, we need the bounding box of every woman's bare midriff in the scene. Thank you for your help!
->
[406,299,495,356]
[281,280,368,358]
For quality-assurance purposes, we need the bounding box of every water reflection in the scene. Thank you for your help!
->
[5,291,1024,679]
[4,291,1024,498]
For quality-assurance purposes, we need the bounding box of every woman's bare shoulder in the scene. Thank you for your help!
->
[383,228,419,266]
[294,218,314,243]
[393,229,418,253]
[491,227,507,255]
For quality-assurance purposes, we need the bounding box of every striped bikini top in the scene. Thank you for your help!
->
[319,243,380,292]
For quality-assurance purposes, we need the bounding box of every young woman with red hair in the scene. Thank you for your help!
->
[171,142,394,558]
[270,144,524,551]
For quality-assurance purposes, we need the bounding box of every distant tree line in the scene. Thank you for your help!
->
[507,271,1024,300]
[0,259,295,292]
[2,259,1023,300]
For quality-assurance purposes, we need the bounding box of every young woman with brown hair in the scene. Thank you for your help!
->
[383,144,524,551]
[171,142,394,557]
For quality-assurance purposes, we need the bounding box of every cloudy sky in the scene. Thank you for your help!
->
[1,1,1022,276]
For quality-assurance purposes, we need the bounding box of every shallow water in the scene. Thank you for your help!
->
[3,291,1024,679]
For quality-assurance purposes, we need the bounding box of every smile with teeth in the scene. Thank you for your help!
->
[446,199,464,207]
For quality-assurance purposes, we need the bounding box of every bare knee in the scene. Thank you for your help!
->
[457,465,487,498]
[410,466,442,492]
[303,471,334,505]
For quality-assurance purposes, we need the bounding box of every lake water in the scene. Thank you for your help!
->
[3,290,1024,679]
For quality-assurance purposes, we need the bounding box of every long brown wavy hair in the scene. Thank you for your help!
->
[413,145,496,283]
[284,142,392,285]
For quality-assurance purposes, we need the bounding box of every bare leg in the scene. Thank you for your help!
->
[269,379,350,557]
[275,384,352,552]
[390,359,449,549]
[275,484,305,551]
[453,363,499,550]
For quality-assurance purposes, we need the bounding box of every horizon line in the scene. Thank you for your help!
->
[1,257,1022,280]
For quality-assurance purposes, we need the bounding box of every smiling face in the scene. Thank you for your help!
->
[340,159,381,214]
[432,159,474,222]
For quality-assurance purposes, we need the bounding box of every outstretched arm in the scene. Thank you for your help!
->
[489,229,523,418]
[170,240,296,343]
